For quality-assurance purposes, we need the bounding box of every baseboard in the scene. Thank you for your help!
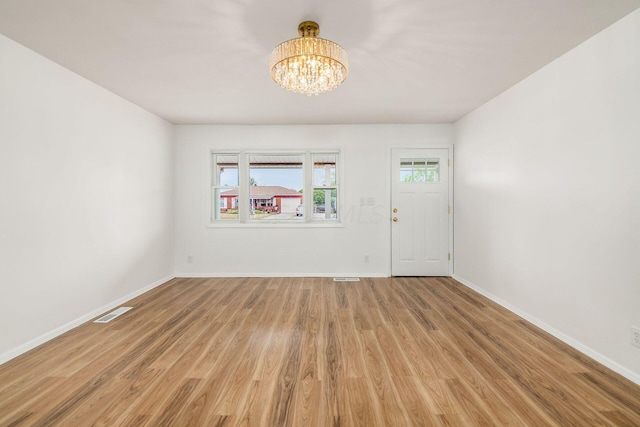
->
[0,274,175,365]
[175,272,390,278]
[452,274,640,386]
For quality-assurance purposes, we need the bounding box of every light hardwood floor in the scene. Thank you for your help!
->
[1,277,639,426]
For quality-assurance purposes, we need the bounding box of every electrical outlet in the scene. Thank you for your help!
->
[364,255,370,264]
[187,255,193,263]
[632,326,640,348]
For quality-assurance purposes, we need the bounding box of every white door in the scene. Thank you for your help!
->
[391,149,450,276]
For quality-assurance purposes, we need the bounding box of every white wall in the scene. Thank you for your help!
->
[454,9,640,382]
[0,35,175,361]
[174,124,452,277]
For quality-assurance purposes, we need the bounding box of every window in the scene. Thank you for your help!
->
[211,151,340,224]
[248,154,303,221]
[313,154,338,219]
[212,154,238,221]
[400,158,440,183]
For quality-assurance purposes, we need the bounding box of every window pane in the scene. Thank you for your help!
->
[248,154,304,221]
[213,188,238,221]
[400,158,439,182]
[313,154,337,186]
[425,159,440,182]
[216,155,238,186]
[400,162,413,181]
[313,188,337,220]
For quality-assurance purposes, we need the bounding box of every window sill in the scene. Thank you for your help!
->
[207,221,344,229]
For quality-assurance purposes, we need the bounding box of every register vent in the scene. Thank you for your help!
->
[333,277,360,282]
[94,307,133,323]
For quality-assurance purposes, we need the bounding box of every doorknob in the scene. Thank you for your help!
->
[393,208,398,213]
[393,217,398,222]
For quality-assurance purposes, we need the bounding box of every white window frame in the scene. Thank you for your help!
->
[209,150,342,227]
[211,153,239,222]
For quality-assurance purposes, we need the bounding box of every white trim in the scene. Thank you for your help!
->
[206,222,344,229]
[448,149,454,276]
[453,274,640,386]
[0,275,174,365]
[176,273,390,278]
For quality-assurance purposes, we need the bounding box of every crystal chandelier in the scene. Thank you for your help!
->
[269,21,348,96]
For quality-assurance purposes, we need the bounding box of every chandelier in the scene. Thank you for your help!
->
[269,21,348,96]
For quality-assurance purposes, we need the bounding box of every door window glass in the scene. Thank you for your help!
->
[400,158,440,182]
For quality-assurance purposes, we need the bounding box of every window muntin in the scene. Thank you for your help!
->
[211,151,339,224]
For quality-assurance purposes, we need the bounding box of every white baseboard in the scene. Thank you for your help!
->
[0,274,175,365]
[175,272,390,278]
[452,274,640,386]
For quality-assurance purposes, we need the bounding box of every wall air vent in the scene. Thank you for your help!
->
[333,277,360,282]
[94,307,133,323]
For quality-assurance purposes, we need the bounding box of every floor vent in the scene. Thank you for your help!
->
[333,277,360,282]
[94,307,133,323]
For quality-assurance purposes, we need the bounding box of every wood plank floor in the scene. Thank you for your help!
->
[1,277,640,426]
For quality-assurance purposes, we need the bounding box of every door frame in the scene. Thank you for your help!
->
[389,146,454,277]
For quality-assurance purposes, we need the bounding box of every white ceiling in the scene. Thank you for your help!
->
[1,0,638,125]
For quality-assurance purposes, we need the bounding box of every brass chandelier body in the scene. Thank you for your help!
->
[269,21,348,96]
